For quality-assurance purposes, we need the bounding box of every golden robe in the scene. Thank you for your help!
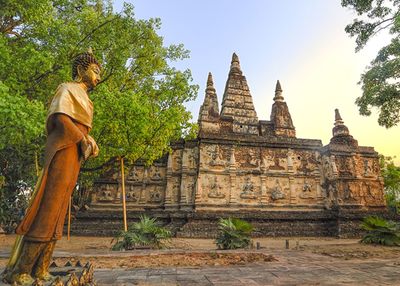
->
[15,82,94,242]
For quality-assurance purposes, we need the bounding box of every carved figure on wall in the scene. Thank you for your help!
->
[246,149,259,167]
[330,155,338,174]
[271,179,285,201]
[343,184,354,201]
[337,156,353,176]
[300,180,314,199]
[129,167,140,182]
[208,145,225,166]
[303,182,312,192]
[269,156,285,171]
[3,50,101,285]
[126,191,138,202]
[150,166,162,181]
[240,177,257,199]
[363,159,373,177]
[97,184,114,202]
[187,151,197,169]
[149,190,162,203]
[208,176,225,198]
[287,149,294,169]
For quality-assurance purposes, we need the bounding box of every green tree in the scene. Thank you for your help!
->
[0,0,198,228]
[341,0,400,128]
[380,155,400,212]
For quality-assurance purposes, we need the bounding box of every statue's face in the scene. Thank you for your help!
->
[78,63,101,90]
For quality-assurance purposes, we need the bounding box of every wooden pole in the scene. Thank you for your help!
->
[120,157,128,231]
[67,196,72,241]
[34,152,39,177]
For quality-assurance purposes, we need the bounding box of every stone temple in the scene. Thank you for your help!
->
[74,53,387,237]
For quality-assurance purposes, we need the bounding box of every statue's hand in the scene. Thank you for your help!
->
[80,136,92,161]
[87,135,99,158]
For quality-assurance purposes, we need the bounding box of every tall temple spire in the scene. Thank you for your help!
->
[220,53,259,134]
[270,80,296,137]
[273,80,284,102]
[198,72,219,124]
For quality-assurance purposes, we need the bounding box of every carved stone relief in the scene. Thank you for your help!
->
[270,179,285,201]
[96,184,115,202]
[240,176,257,199]
[205,144,228,167]
[148,186,163,203]
[207,176,225,199]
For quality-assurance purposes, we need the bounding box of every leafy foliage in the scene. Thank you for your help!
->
[380,155,400,213]
[360,215,400,246]
[111,215,171,251]
[0,0,198,227]
[215,218,254,250]
[341,0,400,127]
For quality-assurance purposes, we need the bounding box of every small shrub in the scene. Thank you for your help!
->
[360,216,400,246]
[215,218,253,250]
[111,215,171,250]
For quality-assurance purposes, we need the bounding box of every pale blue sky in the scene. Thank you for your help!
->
[113,1,400,161]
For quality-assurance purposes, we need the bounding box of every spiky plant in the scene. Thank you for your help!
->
[360,216,400,246]
[111,215,171,250]
[215,218,254,250]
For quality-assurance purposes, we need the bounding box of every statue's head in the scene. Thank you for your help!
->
[72,48,101,90]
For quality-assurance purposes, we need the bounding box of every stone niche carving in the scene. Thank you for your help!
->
[126,185,139,202]
[205,144,227,167]
[171,150,183,172]
[149,166,164,181]
[95,184,115,202]
[128,166,142,182]
[264,149,286,171]
[148,186,164,203]
[240,176,258,199]
[237,147,260,168]
[270,179,286,201]
[337,156,354,177]
[299,180,314,199]
[207,176,225,199]
[185,148,198,170]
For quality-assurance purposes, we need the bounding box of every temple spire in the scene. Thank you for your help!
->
[273,80,284,102]
[270,80,295,137]
[206,72,214,89]
[198,72,219,123]
[330,108,358,147]
[334,108,344,126]
[220,53,259,134]
[229,52,242,75]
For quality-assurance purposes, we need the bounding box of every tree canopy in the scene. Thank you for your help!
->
[342,0,400,128]
[0,0,198,227]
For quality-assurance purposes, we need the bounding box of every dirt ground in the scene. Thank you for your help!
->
[1,234,400,269]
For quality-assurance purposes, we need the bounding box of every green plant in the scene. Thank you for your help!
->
[215,218,254,250]
[111,215,171,251]
[360,216,400,246]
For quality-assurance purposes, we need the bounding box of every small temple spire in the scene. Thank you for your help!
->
[273,80,284,102]
[229,52,242,74]
[330,108,358,147]
[332,109,349,137]
[334,108,344,125]
[198,72,219,123]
